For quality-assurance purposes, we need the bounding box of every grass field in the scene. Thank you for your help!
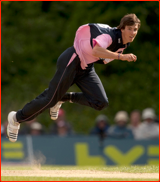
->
[1,165,159,181]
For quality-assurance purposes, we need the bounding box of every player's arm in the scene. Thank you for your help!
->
[92,44,137,62]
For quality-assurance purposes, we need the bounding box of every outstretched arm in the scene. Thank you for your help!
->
[92,44,137,62]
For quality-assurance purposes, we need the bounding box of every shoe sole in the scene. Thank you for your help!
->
[7,111,18,142]
[50,102,63,120]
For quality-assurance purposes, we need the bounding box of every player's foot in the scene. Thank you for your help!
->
[50,101,64,120]
[7,111,20,142]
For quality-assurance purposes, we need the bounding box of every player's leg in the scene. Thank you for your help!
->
[7,46,79,142]
[50,63,108,120]
[61,64,109,110]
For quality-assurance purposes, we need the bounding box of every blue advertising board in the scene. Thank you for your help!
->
[1,136,159,165]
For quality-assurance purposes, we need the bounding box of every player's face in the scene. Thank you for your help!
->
[121,23,138,44]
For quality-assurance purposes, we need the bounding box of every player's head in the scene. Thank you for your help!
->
[117,14,141,30]
[118,14,140,44]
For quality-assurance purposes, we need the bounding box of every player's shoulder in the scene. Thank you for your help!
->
[89,23,114,31]
[90,23,118,37]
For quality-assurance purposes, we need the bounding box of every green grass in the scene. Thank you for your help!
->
[1,176,159,181]
[1,165,159,173]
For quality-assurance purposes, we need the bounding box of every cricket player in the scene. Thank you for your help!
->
[7,13,141,142]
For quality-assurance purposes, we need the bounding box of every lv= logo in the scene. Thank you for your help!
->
[104,145,144,165]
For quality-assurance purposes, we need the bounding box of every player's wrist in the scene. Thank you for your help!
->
[118,53,122,60]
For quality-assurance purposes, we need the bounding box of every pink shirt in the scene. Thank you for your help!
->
[74,24,126,69]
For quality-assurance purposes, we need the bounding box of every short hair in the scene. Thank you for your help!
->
[117,14,141,29]
[130,109,141,117]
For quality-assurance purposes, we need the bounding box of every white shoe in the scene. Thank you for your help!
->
[7,111,20,142]
[50,101,64,120]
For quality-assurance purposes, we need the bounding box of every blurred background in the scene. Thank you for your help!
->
[1,1,159,166]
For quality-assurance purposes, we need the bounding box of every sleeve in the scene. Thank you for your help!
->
[92,34,112,49]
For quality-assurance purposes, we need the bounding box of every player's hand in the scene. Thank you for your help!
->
[120,53,137,62]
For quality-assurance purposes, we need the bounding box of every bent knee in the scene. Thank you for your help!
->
[93,99,109,111]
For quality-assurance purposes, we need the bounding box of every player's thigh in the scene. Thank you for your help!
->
[76,67,108,101]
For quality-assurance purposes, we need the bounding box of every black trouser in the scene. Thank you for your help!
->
[16,46,109,122]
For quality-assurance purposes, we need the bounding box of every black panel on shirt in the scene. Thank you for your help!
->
[89,23,130,52]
